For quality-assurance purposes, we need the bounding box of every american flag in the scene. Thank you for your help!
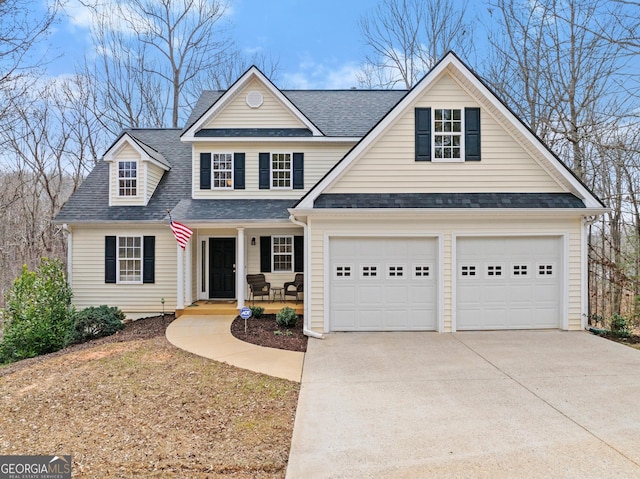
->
[170,220,193,249]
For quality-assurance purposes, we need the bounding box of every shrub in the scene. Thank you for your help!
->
[276,307,298,329]
[610,313,631,338]
[250,306,265,319]
[0,258,73,364]
[69,305,125,344]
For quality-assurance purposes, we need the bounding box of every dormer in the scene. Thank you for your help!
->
[104,133,171,206]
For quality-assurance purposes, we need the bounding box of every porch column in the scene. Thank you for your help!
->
[237,227,245,309]
[185,239,193,306]
[176,244,184,310]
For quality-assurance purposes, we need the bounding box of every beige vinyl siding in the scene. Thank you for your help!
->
[327,72,565,194]
[145,163,165,203]
[307,215,584,333]
[193,142,352,199]
[110,145,146,206]
[205,79,304,129]
[245,227,304,291]
[70,225,177,317]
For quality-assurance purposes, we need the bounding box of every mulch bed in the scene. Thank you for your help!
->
[230,314,308,352]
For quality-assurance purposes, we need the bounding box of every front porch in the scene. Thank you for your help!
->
[176,299,304,317]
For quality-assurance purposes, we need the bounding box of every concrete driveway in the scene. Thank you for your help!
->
[286,331,640,478]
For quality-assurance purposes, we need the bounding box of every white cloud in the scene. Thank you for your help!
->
[283,60,361,89]
[63,0,95,29]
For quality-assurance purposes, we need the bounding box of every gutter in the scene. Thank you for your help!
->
[288,213,324,339]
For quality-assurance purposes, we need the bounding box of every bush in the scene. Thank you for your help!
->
[250,306,265,319]
[69,305,125,344]
[276,307,298,329]
[610,313,632,338]
[0,258,73,364]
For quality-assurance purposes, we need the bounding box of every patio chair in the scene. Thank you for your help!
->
[284,273,304,302]
[247,274,271,304]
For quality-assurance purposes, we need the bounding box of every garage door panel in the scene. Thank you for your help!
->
[330,237,438,331]
[457,237,561,330]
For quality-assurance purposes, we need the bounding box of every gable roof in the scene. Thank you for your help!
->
[294,51,606,211]
[182,82,407,138]
[104,132,171,170]
[181,66,323,139]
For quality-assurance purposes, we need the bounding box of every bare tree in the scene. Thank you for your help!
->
[357,0,474,89]
[0,0,60,133]
[83,0,234,129]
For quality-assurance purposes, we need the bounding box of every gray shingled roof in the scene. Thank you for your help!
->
[169,199,295,221]
[313,193,586,209]
[183,90,407,137]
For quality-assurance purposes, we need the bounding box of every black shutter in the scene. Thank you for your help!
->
[294,235,304,272]
[234,153,245,189]
[105,236,116,283]
[293,153,304,189]
[260,236,272,272]
[200,152,211,189]
[465,107,481,161]
[259,152,270,189]
[143,236,155,284]
[415,108,431,161]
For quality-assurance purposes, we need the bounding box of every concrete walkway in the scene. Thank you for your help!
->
[287,331,640,478]
[165,314,304,382]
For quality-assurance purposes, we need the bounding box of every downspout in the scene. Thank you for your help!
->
[582,215,598,330]
[289,213,324,339]
[63,224,72,287]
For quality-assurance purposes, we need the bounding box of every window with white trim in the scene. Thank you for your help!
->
[487,265,503,277]
[460,265,477,277]
[271,153,292,189]
[118,236,142,283]
[272,235,293,272]
[118,161,137,196]
[538,264,554,276]
[388,265,405,277]
[414,265,430,277]
[336,265,352,278]
[212,153,233,188]
[513,264,528,276]
[433,109,462,161]
[362,265,378,278]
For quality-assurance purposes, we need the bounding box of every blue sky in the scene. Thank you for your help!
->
[50,0,379,89]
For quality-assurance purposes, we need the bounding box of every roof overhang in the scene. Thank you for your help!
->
[103,133,171,171]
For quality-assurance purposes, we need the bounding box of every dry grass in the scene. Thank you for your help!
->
[0,322,300,478]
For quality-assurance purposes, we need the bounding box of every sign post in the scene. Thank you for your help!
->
[240,306,252,334]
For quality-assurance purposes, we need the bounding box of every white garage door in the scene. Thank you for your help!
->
[456,236,562,330]
[329,237,438,331]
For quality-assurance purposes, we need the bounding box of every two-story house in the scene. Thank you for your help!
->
[54,52,606,334]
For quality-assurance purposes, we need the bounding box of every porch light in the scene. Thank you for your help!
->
[251,237,256,246]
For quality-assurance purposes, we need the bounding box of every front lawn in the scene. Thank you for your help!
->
[0,316,299,478]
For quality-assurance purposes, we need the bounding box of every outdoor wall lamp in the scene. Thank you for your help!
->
[251,237,256,246]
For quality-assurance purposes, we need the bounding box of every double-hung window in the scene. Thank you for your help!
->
[118,236,142,283]
[272,235,293,272]
[415,107,481,162]
[271,153,292,189]
[118,161,137,196]
[434,109,462,160]
[212,153,233,189]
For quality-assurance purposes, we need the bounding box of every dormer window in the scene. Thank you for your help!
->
[118,161,137,196]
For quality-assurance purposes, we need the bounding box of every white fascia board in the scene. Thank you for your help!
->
[290,207,609,219]
[103,134,170,171]
[181,67,323,140]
